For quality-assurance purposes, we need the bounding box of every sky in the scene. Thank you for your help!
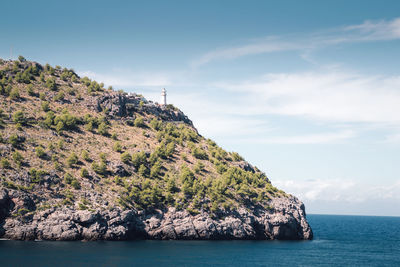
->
[1,0,400,216]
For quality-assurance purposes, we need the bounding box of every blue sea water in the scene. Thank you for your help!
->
[0,214,399,266]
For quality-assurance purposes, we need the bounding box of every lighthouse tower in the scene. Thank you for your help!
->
[161,88,167,106]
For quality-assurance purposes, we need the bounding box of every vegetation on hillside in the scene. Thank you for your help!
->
[0,56,285,217]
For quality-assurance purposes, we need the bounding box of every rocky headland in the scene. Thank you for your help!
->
[0,57,312,241]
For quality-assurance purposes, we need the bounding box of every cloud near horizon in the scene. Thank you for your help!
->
[274,178,400,216]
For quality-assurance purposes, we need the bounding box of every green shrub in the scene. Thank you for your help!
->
[192,147,208,160]
[12,110,26,125]
[92,161,107,176]
[8,134,20,147]
[1,158,10,169]
[182,181,193,198]
[111,132,118,140]
[138,164,147,177]
[121,152,131,164]
[231,152,243,161]
[80,168,89,178]
[40,101,50,112]
[132,151,147,168]
[215,162,227,174]
[12,151,24,167]
[46,77,57,90]
[54,112,78,132]
[0,109,4,119]
[18,55,26,62]
[44,111,55,127]
[27,84,35,96]
[150,161,162,178]
[181,127,199,142]
[98,122,108,136]
[48,142,55,151]
[55,121,64,134]
[166,176,177,193]
[15,123,23,131]
[81,150,90,161]
[148,151,160,165]
[165,142,175,157]
[180,166,195,185]
[15,70,32,84]
[39,92,46,100]
[29,168,48,183]
[81,76,91,86]
[66,152,78,167]
[71,180,81,190]
[67,88,75,95]
[0,85,8,96]
[78,202,87,210]
[64,173,73,184]
[193,162,204,174]
[134,117,145,127]
[99,152,107,162]
[181,153,188,161]
[60,71,68,81]
[54,91,64,101]
[85,121,94,132]
[4,85,11,96]
[35,146,46,159]
[9,87,20,100]
[87,80,102,92]
[150,119,162,130]
[57,139,64,149]
[113,142,122,152]
[53,161,63,171]
[56,121,65,134]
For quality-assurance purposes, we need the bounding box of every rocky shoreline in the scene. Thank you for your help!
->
[0,189,312,241]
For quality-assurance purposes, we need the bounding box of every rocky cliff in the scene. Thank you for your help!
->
[0,189,311,240]
[0,57,312,241]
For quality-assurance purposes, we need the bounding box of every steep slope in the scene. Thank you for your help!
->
[0,57,312,240]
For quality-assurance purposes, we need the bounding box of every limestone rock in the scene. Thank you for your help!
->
[0,189,312,241]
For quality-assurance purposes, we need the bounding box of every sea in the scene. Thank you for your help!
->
[0,214,399,266]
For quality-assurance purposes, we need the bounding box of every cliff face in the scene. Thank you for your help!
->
[0,58,312,241]
[0,189,312,240]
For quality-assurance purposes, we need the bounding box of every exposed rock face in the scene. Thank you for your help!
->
[91,92,193,126]
[0,189,312,241]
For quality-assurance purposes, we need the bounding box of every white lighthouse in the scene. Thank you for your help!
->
[161,88,167,106]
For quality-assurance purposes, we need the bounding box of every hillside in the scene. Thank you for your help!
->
[0,56,312,240]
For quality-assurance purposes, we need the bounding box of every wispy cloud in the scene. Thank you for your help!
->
[192,37,303,67]
[231,130,356,145]
[344,17,400,40]
[192,17,400,66]
[213,71,400,126]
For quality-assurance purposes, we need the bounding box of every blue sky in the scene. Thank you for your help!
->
[2,0,400,216]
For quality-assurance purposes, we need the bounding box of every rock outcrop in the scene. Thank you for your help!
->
[90,92,193,126]
[0,188,312,241]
